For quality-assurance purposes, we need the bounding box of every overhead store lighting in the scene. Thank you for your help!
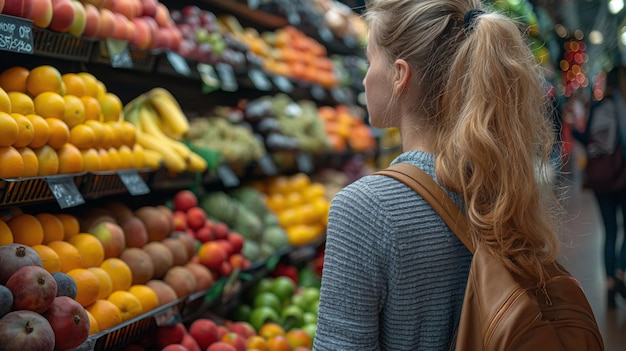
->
[589,30,604,45]
[609,0,624,14]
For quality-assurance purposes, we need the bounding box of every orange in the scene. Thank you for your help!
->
[100,258,133,292]
[34,145,59,176]
[56,213,80,240]
[117,144,134,169]
[33,92,65,119]
[25,114,49,148]
[85,310,99,335]
[11,113,35,148]
[120,121,136,147]
[246,336,268,351]
[0,66,29,93]
[26,65,63,97]
[32,244,61,273]
[69,124,95,149]
[99,93,122,122]
[81,148,101,172]
[81,96,102,121]
[95,80,107,100]
[128,284,159,313]
[45,117,70,149]
[86,299,123,331]
[67,268,101,307]
[84,120,104,148]
[286,225,317,247]
[0,220,13,245]
[57,143,84,174]
[68,233,105,268]
[87,267,113,300]
[0,146,24,178]
[284,192,303,208]
[266,335,292,351]
[0,87,11,113]
[106,121,124,148]
[8,92,34,115]
[132,144,146,169]
[107,290,143,321]
[61,73,87,97]
[77,72,99,98]
[62,95,86,128]
[302,183,326,202]
[35,213,65,244]
[107,147,121,170]
[18,147,39,177]
[266,193,286,213]
[0,112,19,147]
[98,148,112,171]
[290,173,311,192]
[258,322,286,339]
[6,213,43,246]
[48,240,83,272]
[101,123,114,149]
[285,329,312,349]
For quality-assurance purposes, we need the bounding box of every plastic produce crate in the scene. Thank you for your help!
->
[33,27,94,62]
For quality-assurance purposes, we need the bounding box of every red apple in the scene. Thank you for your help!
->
[174,190,198,212]
[6,266,57,314]
[216,325,229,340]
[186,207,206,231]
[215,240,234,257]
[111,12,129,40]
[207,342,236,351]
[221,332,246,351]
[29,0,53,28]
[67,0,86,36]
[0,310,55,351]
[212,222,229,240]
[49,0,75,33]
[170,27,182,51]
[2,0,33,18]
[188,318,218,350]
[97,7,116,38]
[110,0,135,19]
[156,323,186,348]
[141,0,156,17]
[42,296,89,351]
[181,333,201,351]
[125,19,136,44]
[88,221,126,259]
[173,211,188,231]
[0,0,4,13]
[154,3,170,27]
[227,232,244,254]
[161,345,187,351]
[82,3,100,37]
[195,226,214,243]
[228,321,256,339]
[82,0,105,8]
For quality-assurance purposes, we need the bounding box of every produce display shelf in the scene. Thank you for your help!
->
[91,41,159,72]
[33,27,95,62]
[150,168,203,191]
[81,169,153,199]
[0,174,83,208]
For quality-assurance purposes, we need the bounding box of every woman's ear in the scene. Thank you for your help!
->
[393,59,411,94]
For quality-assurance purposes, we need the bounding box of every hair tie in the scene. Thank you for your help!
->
[463,9,484,32]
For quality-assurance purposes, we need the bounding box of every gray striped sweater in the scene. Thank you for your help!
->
[313,151,472,351]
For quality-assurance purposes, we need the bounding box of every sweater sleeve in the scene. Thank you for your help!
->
[313,179,395,351]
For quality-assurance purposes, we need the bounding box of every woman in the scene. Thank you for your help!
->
[313,0,560,350]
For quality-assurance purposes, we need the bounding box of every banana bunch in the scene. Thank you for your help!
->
[124,88,207,174]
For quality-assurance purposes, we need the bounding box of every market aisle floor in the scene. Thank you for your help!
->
[557,173,626,351]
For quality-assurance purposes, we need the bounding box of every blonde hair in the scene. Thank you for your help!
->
[365,0,560,281]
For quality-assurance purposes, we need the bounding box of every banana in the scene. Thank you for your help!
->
[135,129,186,173]
[147,88,189,138]
[185,152,208,173]
[142,149,164,170]
[139,104,192,162]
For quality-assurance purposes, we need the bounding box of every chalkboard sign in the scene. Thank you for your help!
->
[46,176,84,209]
[258,154,278,176]
[216,63,238,92]
[310,84,327,101]
[118,170,150,196]
[272,75,293,93]
[248,69,272,91]
[106,39,133,69]
[296,152,314,174]
[217,164,240,187]
[0,14,34,54]
[166,51,191,76]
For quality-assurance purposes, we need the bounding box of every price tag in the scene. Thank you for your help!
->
[247,0,260,9]
[248,69,272,91]
[288,245,317,263]
[331,87,347,103]
[318,27,334,43]
[46,176,84,209]
[197,63,220,93]
[310,84,327,101]
[216,63,238,92]
[272,75,293,93]
[217,164,240,187]
[296,152,314,174]
[118,170,150,196]
[0,15,33,54]
[154,304,181,326]
[166,51,191,76]
[258,154,278,176]
[106,39,133,69]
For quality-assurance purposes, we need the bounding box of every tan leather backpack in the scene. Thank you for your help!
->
[375,163,604,351]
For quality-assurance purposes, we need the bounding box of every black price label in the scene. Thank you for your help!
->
[197,63,220,93]
[288,245,316,263]
[331,87,347,103]
[296,152,314,174]
[248,69,272,91]
[217,164,240,187]
[46,176,84,209]
[0,14,33,54]
[118,170,150,196]
[154,304,181,326]
[247,0,260,9]
[166,51,191,76]
[318,27,334,43]
[106,39,133,69]
[216,63,238,92]
[258,154,278,176]
[272,75,293,93]
[310,84,327,101]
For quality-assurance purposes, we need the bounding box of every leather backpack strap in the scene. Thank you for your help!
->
[373,163,476,254]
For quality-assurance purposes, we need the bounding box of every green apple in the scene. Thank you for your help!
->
[307,300,320,314]
[303,311,317,325]
[301,287,321,305]
[281,304,304,330]
[253,292,282,313]
[270,276,296,303]
[291,294,308,311]
[301,323,317,341]
[245,278,273,302]
[249,306,281,331]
